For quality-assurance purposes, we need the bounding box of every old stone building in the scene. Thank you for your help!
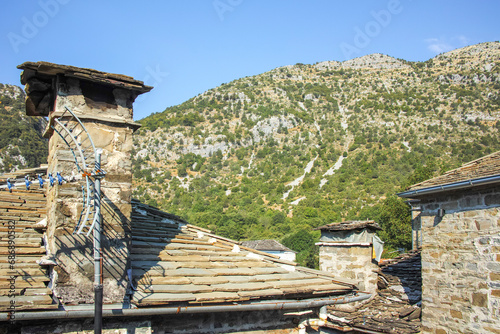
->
[398,151,500,334]
[0,62,371,334]
[17,61,152,305]
[316,220,384,294]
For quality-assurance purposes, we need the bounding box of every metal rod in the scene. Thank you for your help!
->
[0,292,371,321]
[94,152,103,334]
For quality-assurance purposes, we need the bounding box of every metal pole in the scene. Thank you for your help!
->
[0,292,372,321]
[94,152,103,334]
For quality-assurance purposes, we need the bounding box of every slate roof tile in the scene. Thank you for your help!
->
[0,188,56,312]
[407,150,500,191]
[130,199,357,307]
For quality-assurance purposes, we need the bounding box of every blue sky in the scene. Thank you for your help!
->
[0,1,498,120]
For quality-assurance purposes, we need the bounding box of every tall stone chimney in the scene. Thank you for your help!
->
[316,220,384,293]
[17,62,152,305]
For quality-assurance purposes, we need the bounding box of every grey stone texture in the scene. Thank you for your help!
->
[417,186,500,334]
[42,75,140,305]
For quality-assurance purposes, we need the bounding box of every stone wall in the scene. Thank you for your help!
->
[418,186,500,334]
[44,76,139,305]
[5,309,316,334]
[318,244,378,293]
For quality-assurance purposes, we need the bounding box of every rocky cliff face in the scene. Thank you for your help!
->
[132,42,499,245]
[0,84,48,173]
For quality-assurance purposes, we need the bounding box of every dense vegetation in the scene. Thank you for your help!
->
[1,43,497,269]
[0,84,48,172]
[132,42,500,268]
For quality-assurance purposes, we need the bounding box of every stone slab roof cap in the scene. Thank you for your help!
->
[17,61,153,93]
[240,239,296,253]
[316,220,382,232]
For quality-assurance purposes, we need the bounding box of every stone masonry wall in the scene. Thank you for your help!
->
[319,244,378,293]
[418,186,500,334]
[45,77,137,305]
[7,309,311,334]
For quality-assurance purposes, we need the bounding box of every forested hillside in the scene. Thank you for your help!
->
[0,84,48,173]
[133,42,500,267]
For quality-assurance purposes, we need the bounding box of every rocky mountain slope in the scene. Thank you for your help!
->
[0,84,48,173]
[1,42,497,266]
[135,42,499,263]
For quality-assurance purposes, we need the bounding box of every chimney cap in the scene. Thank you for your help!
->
[17,61,153,94]
[316,220,382,232]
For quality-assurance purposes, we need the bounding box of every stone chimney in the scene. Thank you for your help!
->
[316,220,383,293]
[17,62,152,305]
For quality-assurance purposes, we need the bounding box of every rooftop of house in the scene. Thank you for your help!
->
[130,200,356,307]
[316,220,382,232]
[400,150,500,197]
[0,188,55,311]
[240,239,296,253]
[0,181,362,314]
[327,250,422,334]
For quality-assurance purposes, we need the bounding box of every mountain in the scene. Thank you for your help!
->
[0,84,48,173]
[134,41,500,265]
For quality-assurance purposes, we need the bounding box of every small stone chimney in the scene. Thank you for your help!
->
[316,220,383,293]
[17,62,152,304]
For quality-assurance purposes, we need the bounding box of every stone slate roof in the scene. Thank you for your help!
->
[406,150,500,191]
[0,188,56,312]
[130,199,357,307]
[240,239,295,253]
[316,220,382,232]
[327,250,422,334]
[17,61,153,93]
[17,61,153,117]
